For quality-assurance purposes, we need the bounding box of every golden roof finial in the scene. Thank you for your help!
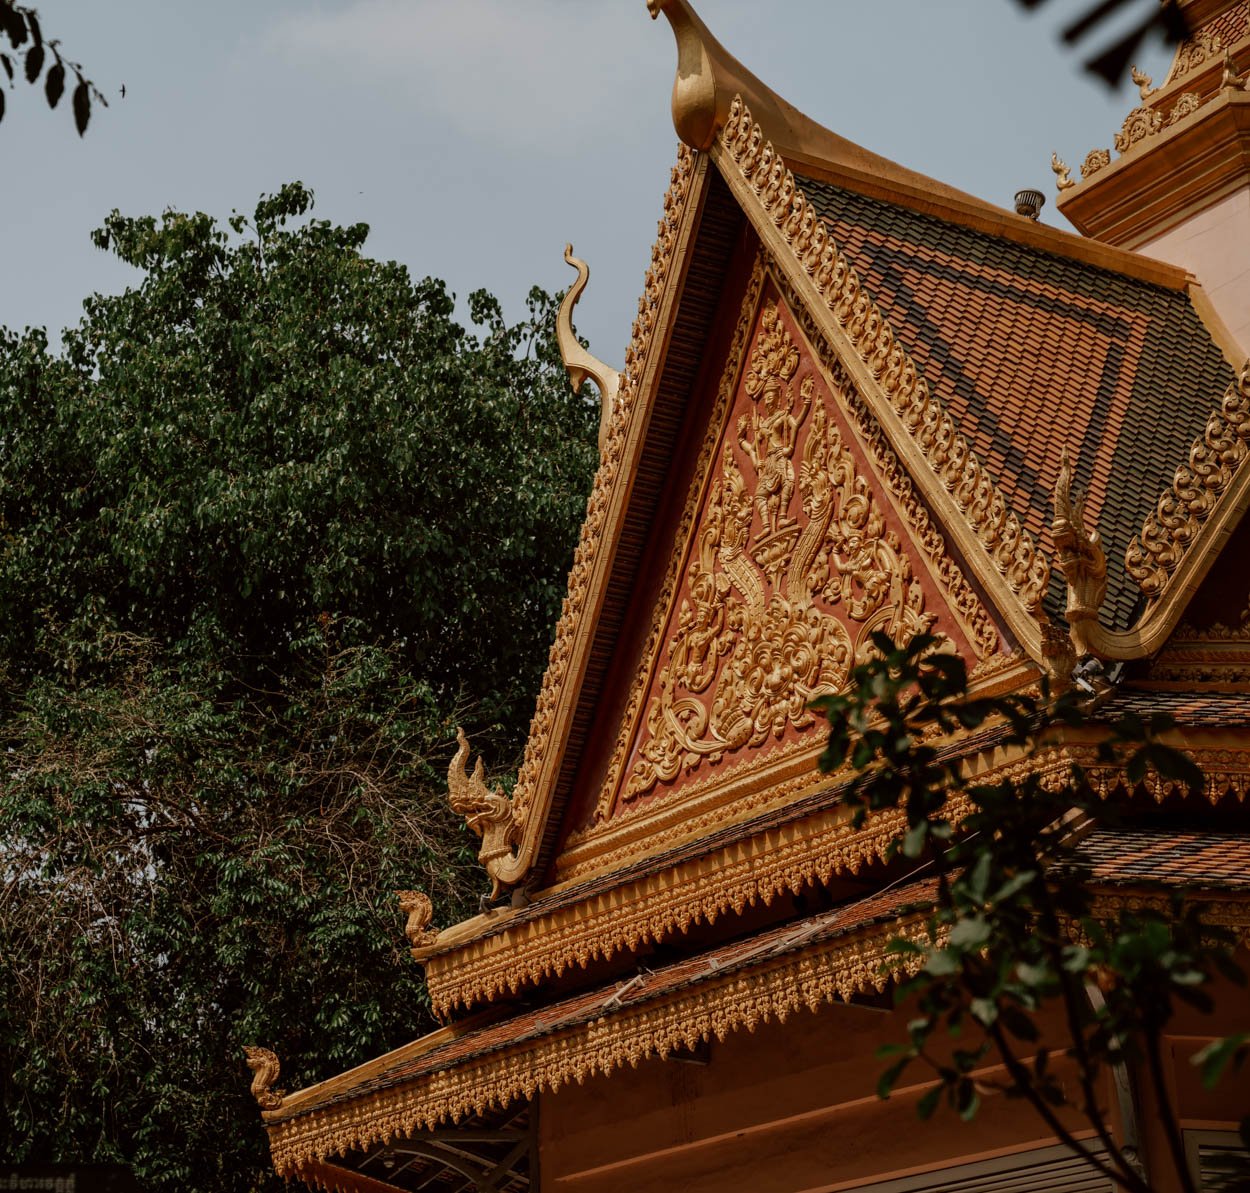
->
[1051,152,1076,191]
[555,245,620,451]
[1130,65,1155,101]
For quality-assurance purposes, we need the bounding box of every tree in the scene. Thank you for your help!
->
[0,183,599,1191]
[818,635,1249,1192]
[0,2,104,132]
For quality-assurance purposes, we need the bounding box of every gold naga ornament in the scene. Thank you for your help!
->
[626,300,935,799]
[243,1045,285,1111]
[447,728,519,900]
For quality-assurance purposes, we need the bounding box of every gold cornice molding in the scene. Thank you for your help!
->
[266,912,932,1176]
[709,95,1049,661]
[1057,89,1250,249]
[268,878,1250,1175]
[491,145,707,890]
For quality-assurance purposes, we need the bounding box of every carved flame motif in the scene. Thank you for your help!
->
[625,301,935,800]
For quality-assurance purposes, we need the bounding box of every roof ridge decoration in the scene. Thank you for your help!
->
[1126,362,1250,600]
[474,144,700,893]
[712,94,1052,641]
[555,245,621,451]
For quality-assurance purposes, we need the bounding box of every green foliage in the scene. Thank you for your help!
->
[0,185,598,1190]
[816,633,1249,1193]
[0,2,104,132]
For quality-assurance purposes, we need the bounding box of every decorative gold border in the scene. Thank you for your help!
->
[425,795,921,1019]
[269,873,1250,1176]
[294,1161,404,1193]
[267,912,932,1176]
[1126,364,1250,601]
[711,95,1051,651]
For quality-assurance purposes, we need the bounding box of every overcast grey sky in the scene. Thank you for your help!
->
[5,1,1173,360]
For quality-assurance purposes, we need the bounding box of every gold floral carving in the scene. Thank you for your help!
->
[265,915,931,1175]
[1081,149,1111,179]
[1169,26,1226,81]
[1114,106,1164,154]
[1168,91,1203,124]
[1051,152,1075,191]
[625,301,935,800]
[716,95,1050,613]
[245,1046,286,1112]
[505,144,697,844]
[1051,447,1107,658]
[1126,362,1250,601]
[576,254,997,837]
[396,891,438,950]
[447,729,518,901]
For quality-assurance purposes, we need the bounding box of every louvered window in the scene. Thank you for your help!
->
[1185,1130,1250,1192]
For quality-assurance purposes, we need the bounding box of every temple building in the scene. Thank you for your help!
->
[251,2,1250,1189]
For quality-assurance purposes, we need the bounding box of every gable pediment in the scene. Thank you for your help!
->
[553,261,1009,881]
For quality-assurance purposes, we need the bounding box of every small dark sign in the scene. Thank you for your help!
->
[0,1166,142,1193]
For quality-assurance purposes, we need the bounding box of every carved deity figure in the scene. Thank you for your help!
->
[740,307,809,539]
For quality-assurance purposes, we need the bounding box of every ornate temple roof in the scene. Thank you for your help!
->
[800,175,1235,628]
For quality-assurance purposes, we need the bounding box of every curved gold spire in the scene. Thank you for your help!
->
[646,0,1007,218]
[556,244,620,450]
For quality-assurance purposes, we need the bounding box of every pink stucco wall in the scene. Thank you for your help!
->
[1139,186,1250,355]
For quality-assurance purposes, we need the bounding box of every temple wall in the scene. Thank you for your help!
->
[1139,185,1250,355]
[537,969,1250,1193]
[539,1001,1079,1193]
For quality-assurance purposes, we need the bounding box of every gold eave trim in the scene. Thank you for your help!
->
[709,96,1049,661]
[265,911,932,1176]
[268,879,1250,1177]
[494,147,710,888]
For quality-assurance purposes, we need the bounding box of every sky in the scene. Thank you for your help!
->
[4,0,1175,361]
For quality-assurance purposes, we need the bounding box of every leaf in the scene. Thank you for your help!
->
[44,59,64,108]
[916,1083,943,1120]
[73,79,89,135]
[1,52,12,81]
[23,41,41,83]
[948,916,991,950]
[1192,1033,1249,1089]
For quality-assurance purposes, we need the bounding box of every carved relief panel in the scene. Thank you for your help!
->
[587,280,971,832]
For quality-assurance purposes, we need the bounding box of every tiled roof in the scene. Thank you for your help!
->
[1100,688,1250,726]
[270,878,937,1122]
[797,175,1234,629]
[1077,826,1250,891]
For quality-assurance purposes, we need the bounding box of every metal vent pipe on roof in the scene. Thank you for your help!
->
[1014,188,1046,220]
